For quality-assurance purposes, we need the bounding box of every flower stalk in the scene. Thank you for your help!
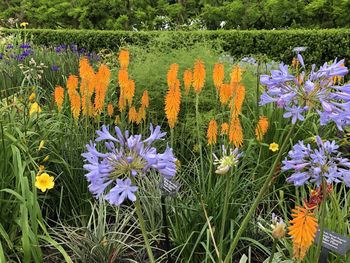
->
[223,124,295,263]
[314,178,328,262]
[134,195,155,263]
[268,238,277,263]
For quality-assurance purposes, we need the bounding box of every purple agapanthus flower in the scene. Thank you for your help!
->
[260,55,350,130]
[282,136,350,186]
[82,124,177,205]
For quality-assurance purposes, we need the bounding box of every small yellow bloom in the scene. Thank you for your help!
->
[43,155,49,162]
[192,144,200,153]
[269,143,279,152]
[35,173,54,192]
[29,92,36,102]
[20,22,29,28]
[29,102,42,116]
[114,115,121,125]
[38,140,45,151]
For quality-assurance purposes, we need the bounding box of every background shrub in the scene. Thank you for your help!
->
[2,29,350,66]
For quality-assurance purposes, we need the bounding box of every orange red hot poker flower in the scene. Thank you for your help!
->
[288,205,318,261]
[192,60,205,93]
[165,78,181,129]
[54,86,64,112]
[221,122,229,135]
[119,49,129,69]
[229,117,243,148]
[183,69,193,94]
[219,83,234,105]
[255,116,269,141]
[141,90,149,108]
[213,63,224,91]
[207,119,218,145]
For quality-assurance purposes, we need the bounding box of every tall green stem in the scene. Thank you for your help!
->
[195,94,204,188]
[314,178,328,262]
[134,196,155,263]
[268,238,277,263]
[223,124,295,263]
[219,174,232,261]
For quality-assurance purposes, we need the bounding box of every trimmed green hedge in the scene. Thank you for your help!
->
[2,29,350,65]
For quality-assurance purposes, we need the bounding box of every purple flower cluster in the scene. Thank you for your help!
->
[82,124,177,205]
[54,44,100,62]
[282,136,350,187]
[260,55,350,130]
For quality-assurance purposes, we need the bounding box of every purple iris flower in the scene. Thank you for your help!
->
[20,43,31,49]
[51,65,60,71]
[282,136,350,187]
[260,54,350,130]
[82,124,177,205]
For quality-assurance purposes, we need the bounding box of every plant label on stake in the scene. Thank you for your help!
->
[160,177,180,197]
[315,228,350,263]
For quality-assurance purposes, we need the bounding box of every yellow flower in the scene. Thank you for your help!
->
[269,143,279,152]
[35,173,54,192]
[29,92,36,102]
[20,22,29,28]
[29,102,42,116]
[38,140,45,151]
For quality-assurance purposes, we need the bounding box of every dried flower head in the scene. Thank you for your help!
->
[213,145,242,175]
[271,213,286,239]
